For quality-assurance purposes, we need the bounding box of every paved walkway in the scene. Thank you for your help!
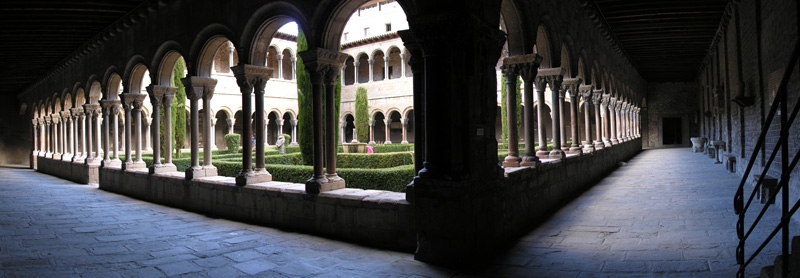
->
[1,148,797,277]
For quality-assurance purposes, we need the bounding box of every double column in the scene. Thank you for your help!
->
[147,85,178,174]
[562,78,582,155]
[593,90,606,150]
[182,77,219,180]
[232,64,273,186]
[579,85,595,153]
[99,99,122,167]
[298,48,349,194]
[601,94,613,147]
[72,108,85,162]
[60,110,73,160]
[83,103,102,164]
[121,93,147,169]
[535,68,566,159]
[500,53,542,168]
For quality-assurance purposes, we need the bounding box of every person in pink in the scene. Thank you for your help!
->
[367,144,374,154]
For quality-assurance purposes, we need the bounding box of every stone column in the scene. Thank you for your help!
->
[276,119,283,143]
[298,48,348,193]
[398,30,426,176]
[340,121,346,143]
[110,102,120,164]
[61,111,73,160]
[38,118,45,157]
[44,116,51,157]
[383,56,390,80]
[558,88,567,151]
[540,68,566,159]
[500,63,521,167]
[384,118,392,144]
[146,85,164,170]
[70,110,79,159]
[89,104,103,164]
[621,102,629,141]
[609,98,619,145]
[162,88,177,168]
[100,100,113,164]
[31,119,39,158]
[534,77,549,159]
[54,114,62,159]
[125,94,147,168]
[291,57,297,80]
[354,61,360,83]
[232,64,273,186]
[147,86,178,173]
[635,107,641,137]
[592,91,605,150]
[340,65,346,85]
[601,94,613,147]
[579,86,595,153]
[369,120,376,144]
[368,59,374,82]
[401,118,409,144]
[518,57,543,167]
[290,119,298,145]
[121,97,133,168]
[76,110,86,160]
[182,76,219,180]
[400,53,407,77]
[563,78,582,154]
[276,54,283,79]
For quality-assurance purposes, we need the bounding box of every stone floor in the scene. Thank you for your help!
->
[1,148,797,277]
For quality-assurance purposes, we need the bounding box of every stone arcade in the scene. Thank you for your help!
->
[4,0,800,273]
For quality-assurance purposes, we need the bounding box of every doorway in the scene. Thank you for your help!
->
[662,117,682,145]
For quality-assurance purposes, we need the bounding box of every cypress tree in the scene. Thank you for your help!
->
[296,29,313,165]
[171,57,187,158]
[355,87,369,142]
[500,75,508,143]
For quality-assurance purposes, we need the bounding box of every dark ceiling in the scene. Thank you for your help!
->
[591,0,729,82]
[0,0,728,101]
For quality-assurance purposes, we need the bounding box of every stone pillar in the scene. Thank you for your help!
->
[579,86,595,153]
[609,98,618,145]
[76,110,86,160]
[129,94,147,168]
[110,101,120,164]
[232,64,273,186]
[38,118,45,157]
[121,97,133,168]
[146,85,163,170]
[298,48,348,193]
[276,54,283,79]
[400,53,407,77]
[291,57,297,80]
[61,111,73,160]
[44,116,51,157]
[401,118,409,144]
[601,94,613,147]
[100,100,113,164]
[398,30,426,177]
[89,104,103,164]
[369,120,376,144]
[563,78,582,154]
[383,56,390,80]
[354,61,360,83]
[53,114,62,159]
[31,119,39,158]
[182,76,219,180]
[540,68,566,159]
[558,88,567,151]
[368,59,374,82]
[593,91,605,150]
[162,88,177,167]
[384,118,392,144]
[147,86,178,173]
[399,10,507,265]
[276,119,283,143]
[534,77,549,159]
[500,63,521,167]
[290,119,298,145]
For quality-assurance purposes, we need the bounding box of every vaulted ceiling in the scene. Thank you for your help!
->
[0,0,729,101]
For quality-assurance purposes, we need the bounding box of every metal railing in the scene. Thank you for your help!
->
[733,40,800,278]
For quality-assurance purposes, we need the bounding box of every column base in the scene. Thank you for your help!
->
[53,153,62,160]
[611,138,619,145]
[369,141,376,144]
[72,156,85,164]
[305,175,345,194]
[290,142,299,146]
[594,141,605,150]
[61,153,74,161]
[123,161,146,170]
[384,141,392,144]
[536,150,550,159]
[603,139,612,148]
[583,144,595,153]
[501,155,521,167]
[185,165,218,180]
[235,168,272,186]
[569,146,583,155]
[549,149,565,159]
[101,159,122,169]
[85,157,102,166]
[401,140,409,144]
[519,156,540,168]
[149,163,177,174]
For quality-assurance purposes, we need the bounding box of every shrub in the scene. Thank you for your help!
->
[355,87,370,142]
[281,133,291,145]
[261,164,414,192]
[372,144,413,153]
[337,152,412,168]
[224,133,241,153]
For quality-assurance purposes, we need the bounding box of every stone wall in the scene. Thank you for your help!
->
[36,156,98,184]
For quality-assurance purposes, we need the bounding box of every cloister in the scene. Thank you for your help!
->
[3,0,800,275]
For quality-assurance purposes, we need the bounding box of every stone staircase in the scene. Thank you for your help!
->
[761,236,800,278]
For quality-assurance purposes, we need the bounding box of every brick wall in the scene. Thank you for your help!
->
[645,82,700,148]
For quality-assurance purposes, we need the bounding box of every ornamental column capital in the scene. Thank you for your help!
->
[231,64,273,93]
[121,94,146,111]
[579,85,593,100]
[502,53,542,83]
[561,78,582,97]
[298,48,348,86]
[32,118,39,126]
[50,114,60,124]
[182,76,218,100]
[70,107,84,117]
[536,67,566,90]
[45,115,52,125]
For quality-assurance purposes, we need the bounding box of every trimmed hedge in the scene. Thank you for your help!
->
[337,152,412,168]
[371,144,414,153]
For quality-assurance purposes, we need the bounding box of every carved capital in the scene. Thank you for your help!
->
[32,119,38,126]
[232,64,273,94]
[298,48,348,85]
[502,54,542,83]
[121,94,147,111]
[562,77,582,97]
[60,111,71,120]
[182,76,217,100]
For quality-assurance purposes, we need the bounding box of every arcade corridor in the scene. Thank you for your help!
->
[1,148,793,277]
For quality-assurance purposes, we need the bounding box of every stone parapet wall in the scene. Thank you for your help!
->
[97,168,416,252]
[36,156,98,184]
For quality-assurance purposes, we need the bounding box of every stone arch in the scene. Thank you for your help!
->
[105,73,123,100]
[267,110,282,145]
[559,43,572,77]
[123,55,149,94]
[62,90,73,110]
[535,24,554,68]
[190,24,238,77]
[343,113,355,143]
[318,0,411,50]
[87,79,102,104]
[195,36,236,78]
[282,111,295,139]
[387,109,402,143]
[267,45,280,78]
[404,108,415,143]
[500,0,533,56]
[54,96,62,113]
[387,46,403,80]
[372,49,386,81]
[281,48,293,80]
[344,55,356,85]
[242,2,307,67]
[357,53,370,83]
[73,83,86,107]
[372,110,386,143]
[151,42,186,86]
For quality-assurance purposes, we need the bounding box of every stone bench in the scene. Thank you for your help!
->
[753,175,778,204]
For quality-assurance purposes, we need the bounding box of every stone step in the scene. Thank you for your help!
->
[759,236,800,278]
